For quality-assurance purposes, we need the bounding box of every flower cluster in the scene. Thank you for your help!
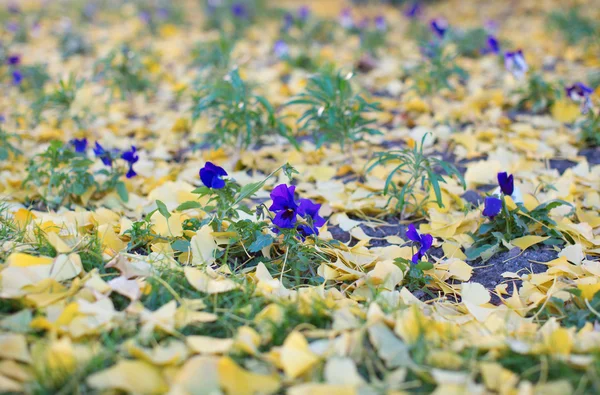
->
[483,171,516,218]
[269,184,325,237]
[72,139,140,178]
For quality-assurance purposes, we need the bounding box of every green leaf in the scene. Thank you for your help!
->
[248,233,274,253]
[116,181,129,202]
[191,186,211,195]
[156,200,171,219]
[176,201,203,211]
[172,239,191,252]
[415,261,434,271]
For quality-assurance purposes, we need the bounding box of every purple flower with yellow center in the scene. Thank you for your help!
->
[404,2,421,19]
[339,8,353,29]
[504,49,528,79]
[485,35,500,55]
[7,54,20,65]
[374,15,386,31]
[430,18,448,38]
[566,82,594,114]
[121,146,139,178]
[93,142,112,166]
[70,138,87,153]
[406,224,433,264]
[273,40,289,59]
[497,172,514,196]
[200,162,227,189]
[269,184,299,229]
[11,70,22,85]
[482,196,502,218]
[297,198,325,237]
[231,3,247,19]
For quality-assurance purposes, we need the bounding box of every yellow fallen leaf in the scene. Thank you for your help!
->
[217,357,280,395]
[187,336,234,355]
[184,267,238,294]
[87,360,168,394]
[551,99,581,123]
[280,331,320,379]
[0,334,31,363]
[189,226,217,266]
[511,235,549,252]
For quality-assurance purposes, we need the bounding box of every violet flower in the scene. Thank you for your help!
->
[339,8,353,29]
[374,15,386,31]
[404,2,421,19]
[121,146,139,178]
[497,172,514,196]
[482,196,502,218]
[504,49,528,79]
[406,224,433,263]
[93,142,112,166]
[566,82,594,114]
[485,35,500,55]
[11,70,22,85]
[70,138,87,153]
[298,6,310,21]
[297,198,325,237]
[273,40,289,59]
[430,18,448,38]
[269,184,299,229]
[200,162,227,189]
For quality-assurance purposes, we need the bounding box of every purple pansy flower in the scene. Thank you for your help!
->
[357,17,369,30]
[93,142,112,166]
[121,146,139,178]
[7,54,20,65]
[406,224,433,264]
[497,172,514,196]
[566,82,594,114]
[297,198,325,236]
[504,49,528,79]
[200,162,227,189]
[485,35,500,55]
[404,2,421,19]
[482,196,502,218]
[430,18,448,38]
[374,15,386,31]
[231,3,248,19]
[273,40,289,58]
[269,184,299,229]
[339,8,353,29]
[70,138,87,153]
[11,70,22,85]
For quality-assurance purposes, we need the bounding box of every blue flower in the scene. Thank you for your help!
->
[406,224,433,264]
[339,8,353,29]
[283,12,294,31]
[485,35,500,55]
[70,138,87,153]
[121,146,139,178]
[404,2,421,19]
[12,70,22,85]
[200,162,227,189]
[482,196,502,218]
[504,49,528,79]
[269,184,299,229]
[231,3,248,19]
[497,172,514,196]
[273,40,289,59]
[374,15,386,31]
[93,142,112,166]
[298,6,310,21]
[430,18,448,38]
[7,54,20,65]
[566,82,594,114]
[297,198,325,237]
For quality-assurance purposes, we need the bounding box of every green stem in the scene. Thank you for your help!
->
[502,195,511,236]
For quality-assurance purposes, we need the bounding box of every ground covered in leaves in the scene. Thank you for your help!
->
[1,0,600,394]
